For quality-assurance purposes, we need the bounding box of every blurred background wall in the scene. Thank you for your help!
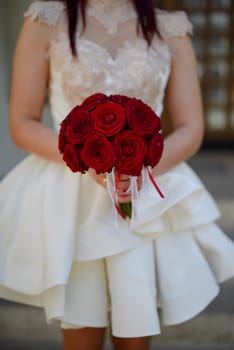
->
[162,0,234,146]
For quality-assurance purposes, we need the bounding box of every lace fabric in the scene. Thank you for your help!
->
[87,0,136,34]
[49,31,171,130]
[156,10,193,37]
[24,0,65,26]
[24,0,136,34]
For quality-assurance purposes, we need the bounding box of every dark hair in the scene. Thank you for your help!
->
[60,0,161,56]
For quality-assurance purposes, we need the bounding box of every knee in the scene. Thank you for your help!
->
[112,335,151,350]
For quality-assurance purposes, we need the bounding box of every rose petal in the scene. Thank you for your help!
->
[93,102,126,137]
[81,133,114,173]
[126,98,161,136]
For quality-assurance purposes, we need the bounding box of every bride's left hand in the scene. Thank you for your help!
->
[117,174,142,203]
[88,168,107,189]
[88,169,142,201]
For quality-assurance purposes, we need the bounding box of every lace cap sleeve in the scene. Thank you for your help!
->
[156,10,193,38]
[24,1,65,26]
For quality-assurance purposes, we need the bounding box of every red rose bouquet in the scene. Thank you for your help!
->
[59,93,164,219]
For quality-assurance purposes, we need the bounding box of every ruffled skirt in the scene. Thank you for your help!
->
[0,154,234,337]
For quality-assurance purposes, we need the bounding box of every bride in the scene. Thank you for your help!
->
[1,0,234,349]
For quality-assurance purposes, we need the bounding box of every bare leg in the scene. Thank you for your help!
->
[112,335,151,350]
[62,327,106,350]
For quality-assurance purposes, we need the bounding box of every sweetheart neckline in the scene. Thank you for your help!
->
[50,32,157,62]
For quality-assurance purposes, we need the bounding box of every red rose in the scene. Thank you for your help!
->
[81,133,114,173]
[93,102,126,137]
[109,94,131,106]
[58,116,71,153]
[114,130,147,176]
[125,99,161,136]
[63,144,88,173]
[144,133,164,168]
[65,107,94,144]
[81,93,108,111]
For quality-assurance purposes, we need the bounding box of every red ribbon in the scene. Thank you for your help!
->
[147,168,165,198]
[114,169,164,220]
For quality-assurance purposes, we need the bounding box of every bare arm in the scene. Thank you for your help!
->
[153,35,204,176]
[9,18,62,162]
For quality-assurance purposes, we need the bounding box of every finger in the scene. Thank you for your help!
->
[102,176,107,187]
[118,195,131,203]
[119,173,130,181]
[117,190,130,197]
[117,184,130,192]
[120,176,130,181]
[117,178,131,187]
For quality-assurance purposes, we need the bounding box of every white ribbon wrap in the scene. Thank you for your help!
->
[105,167,161,232]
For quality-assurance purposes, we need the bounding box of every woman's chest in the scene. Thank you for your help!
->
[49,32,172,111]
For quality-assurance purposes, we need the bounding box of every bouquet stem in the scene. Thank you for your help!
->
[119,202,132,218]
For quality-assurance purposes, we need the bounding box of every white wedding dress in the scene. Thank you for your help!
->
[0,0,234,337]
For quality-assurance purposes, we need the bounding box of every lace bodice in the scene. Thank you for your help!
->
[25,1,193,131]
[86,0,137,34]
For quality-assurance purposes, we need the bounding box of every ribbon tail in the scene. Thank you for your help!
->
[115,172,128,219]
[147,167,165,198]
[130,176,139,230]
[106,170,121,231]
